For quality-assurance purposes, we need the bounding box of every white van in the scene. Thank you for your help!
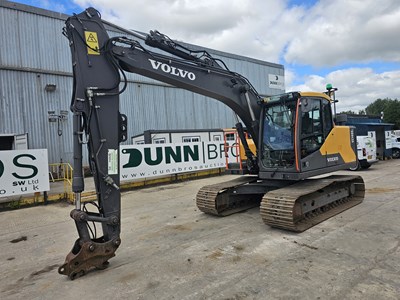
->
[390,136,400,158]
[350,131,378,170]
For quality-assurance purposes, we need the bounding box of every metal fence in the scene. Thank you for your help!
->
[49,162,73,201]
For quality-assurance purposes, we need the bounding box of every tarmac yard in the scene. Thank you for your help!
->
[0,160,399,300]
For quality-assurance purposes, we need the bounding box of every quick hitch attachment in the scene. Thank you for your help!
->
[58,236,121,280]
[58,209,121,280]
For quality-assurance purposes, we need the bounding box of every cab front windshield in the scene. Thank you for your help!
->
[262,100,296,168]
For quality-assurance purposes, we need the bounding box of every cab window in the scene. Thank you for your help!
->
[322,99,333,136]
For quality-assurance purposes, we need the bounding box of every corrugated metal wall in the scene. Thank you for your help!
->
[0,5,71,72]
[0,2,285,164]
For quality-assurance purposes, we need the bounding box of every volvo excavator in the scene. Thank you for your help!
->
[59,8,365,279]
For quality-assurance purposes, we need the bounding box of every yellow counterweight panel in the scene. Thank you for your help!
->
[319,126,356,163]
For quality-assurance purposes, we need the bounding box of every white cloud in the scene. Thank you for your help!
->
[73,0,305,63]
[289,68,400,112]
[284,0,400,66]
[71,0,400,112]
[284,68,298,89]
[73,0,400,66]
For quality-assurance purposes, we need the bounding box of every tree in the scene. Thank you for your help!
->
[339,110,357,115]
[366,98,400,129]
[338,110,366,115]
[358,109,366,115]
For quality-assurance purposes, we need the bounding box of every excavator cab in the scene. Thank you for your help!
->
[259,91,358,180]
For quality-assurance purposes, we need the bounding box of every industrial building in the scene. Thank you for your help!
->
[336,113,394,159]
[0,1,285,165]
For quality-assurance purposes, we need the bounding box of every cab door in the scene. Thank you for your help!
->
[300,98,324,158]
[299,97,334,171]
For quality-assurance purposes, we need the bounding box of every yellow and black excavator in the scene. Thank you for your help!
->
[59,7,365,279]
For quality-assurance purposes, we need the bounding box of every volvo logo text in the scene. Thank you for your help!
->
[148,59,196,81]
[327,156,339,162]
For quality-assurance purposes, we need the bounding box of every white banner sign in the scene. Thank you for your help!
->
[268,74,285,90]
[120,142,226,181]
[0,149,50,197]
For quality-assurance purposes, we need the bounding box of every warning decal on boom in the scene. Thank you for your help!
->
[84,31,100,55]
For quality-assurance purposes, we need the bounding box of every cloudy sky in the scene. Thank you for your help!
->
[12,0,400,112]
